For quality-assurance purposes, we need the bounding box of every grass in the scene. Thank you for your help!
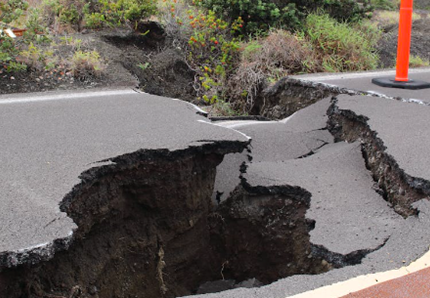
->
[374,10,421,26]
[370,0,399,10]
[306,13,380,72]
[409,55,430,68]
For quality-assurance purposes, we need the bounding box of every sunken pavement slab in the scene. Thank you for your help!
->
[245,142,402,257]
[213,98,333,204]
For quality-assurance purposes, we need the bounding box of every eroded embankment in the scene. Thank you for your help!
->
[0,138,332,298]
[256,78,358,119]
[328,98,427,217]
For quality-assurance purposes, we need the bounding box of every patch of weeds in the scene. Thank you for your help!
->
[138,62,150,71]
[374,10,421,26]
[60,36,83,50]
[306,13,380,72]
[370,0,399,10]
[409,55,430,68]
[226,29,319,112]
[207,98,247,117]
[6,61,28,72]
[241,40,262,61]
[72,50,106,80]
[19,42,54,70]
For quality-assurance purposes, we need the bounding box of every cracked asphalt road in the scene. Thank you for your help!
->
[2,68,430,298]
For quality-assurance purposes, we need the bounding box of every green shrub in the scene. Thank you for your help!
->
[187,9,243,103]
[42,0,86,30]
[161,0,243,104]
[0,35,19,64]
[84,0,157,29]
[23,8,51,43]
[194,0,301,34]
[305,13,380,72]
[194,0,370,34]
[0,0,29,25]
[43,0,157,31]
[0,1,30,70]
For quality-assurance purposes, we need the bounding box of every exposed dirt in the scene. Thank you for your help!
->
[0,22,197,99]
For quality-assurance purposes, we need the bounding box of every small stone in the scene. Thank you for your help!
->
[235,278,263,289]
[88,285,98,295]
[10,76,15,80]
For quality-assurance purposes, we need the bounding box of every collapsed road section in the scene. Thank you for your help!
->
[0,90,253,297]
[3,86,430,298]
[0,90,333,298]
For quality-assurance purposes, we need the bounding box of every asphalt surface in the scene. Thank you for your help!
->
[0,90,249,266]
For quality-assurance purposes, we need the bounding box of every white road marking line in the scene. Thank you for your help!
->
[295,68,430,81]
[0,89,138,105]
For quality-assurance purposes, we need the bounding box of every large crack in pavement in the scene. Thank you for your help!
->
[328,94,430,217]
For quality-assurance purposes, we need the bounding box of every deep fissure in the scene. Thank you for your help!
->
[327,97,428,217]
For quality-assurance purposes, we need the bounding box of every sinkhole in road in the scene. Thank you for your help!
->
[0,149,332,298]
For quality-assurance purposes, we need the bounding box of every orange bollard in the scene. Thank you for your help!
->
[372,0,430,89]
[395,0,414,82]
